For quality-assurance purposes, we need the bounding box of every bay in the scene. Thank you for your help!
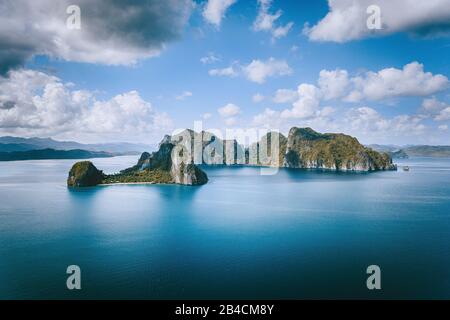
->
[0,156,449,299]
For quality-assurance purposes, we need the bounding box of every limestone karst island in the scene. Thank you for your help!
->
[67,127,396,187]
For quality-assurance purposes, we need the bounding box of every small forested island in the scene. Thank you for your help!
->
[67,127,396,187]
[67,134,209,187]
[281,127,395,171]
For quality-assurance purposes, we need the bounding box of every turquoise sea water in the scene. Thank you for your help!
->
[0,156,449,299]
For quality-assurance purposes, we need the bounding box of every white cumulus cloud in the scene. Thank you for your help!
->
[251,61,450,144]
[253,0,294,39]
[203,0,237,27]
[273,89,298,104]
[218,103,241,117]
[318,69,350,100]
[421,97,450,121]
[0,69,173,142]
[435,107,450,121]
[304,0,450,43]
[243,58,292,84]
[253,108,283,129]
[346,62,449,101]
[345,106,426,137]
[281,84,322,119]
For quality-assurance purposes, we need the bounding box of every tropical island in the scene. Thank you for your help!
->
[67,127,397,187]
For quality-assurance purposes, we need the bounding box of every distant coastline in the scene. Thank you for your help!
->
[0,136,150,161]
[0,148,116,161]
[368,144,450,158]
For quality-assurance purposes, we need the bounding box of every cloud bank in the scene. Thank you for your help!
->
[0,0,194,74]
[305,0,450,42]
[0,69,172,142]
[252,61,449,144]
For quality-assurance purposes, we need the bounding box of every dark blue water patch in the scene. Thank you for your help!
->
[0,156,449,299]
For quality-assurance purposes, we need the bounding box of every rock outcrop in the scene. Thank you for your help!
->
[172,162,208,185]
[67,161,105,187]
[67,135,208,187]
[135,133,208,185]
[158,127,395,172]
[165,127,395,172]
[68,126,396,187]
[247,131,287,167]
[283,127,396,171]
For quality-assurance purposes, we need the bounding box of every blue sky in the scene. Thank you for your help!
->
[1,0,450,145]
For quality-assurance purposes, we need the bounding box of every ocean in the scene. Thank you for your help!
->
[0,156,449,299]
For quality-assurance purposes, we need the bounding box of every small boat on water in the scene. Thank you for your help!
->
[403,166,410,171]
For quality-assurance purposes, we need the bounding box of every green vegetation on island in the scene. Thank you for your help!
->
[102,169,173,184]
[68,134,209,187]
[67,161,105,187]
[68,127,397,188]
[242,128,395,171]
[283,128,395,171]
[284,127,396,171]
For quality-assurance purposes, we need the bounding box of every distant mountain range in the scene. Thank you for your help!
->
[0,136,152,153]
[368,144,450,158]
[0,149,113,161]
[0,136,154,161]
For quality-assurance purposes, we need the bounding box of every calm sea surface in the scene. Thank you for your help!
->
[0,156,449,299]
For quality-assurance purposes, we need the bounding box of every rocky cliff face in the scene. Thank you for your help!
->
[153,127,395,172]
[171,162,208,185]
[67,135,208,187]
[68,127,396,187]
[283,127,396,171]
[67,161,105,187]
[247,132,287,167]
[129,134,208,186]
[160,129,245,166]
